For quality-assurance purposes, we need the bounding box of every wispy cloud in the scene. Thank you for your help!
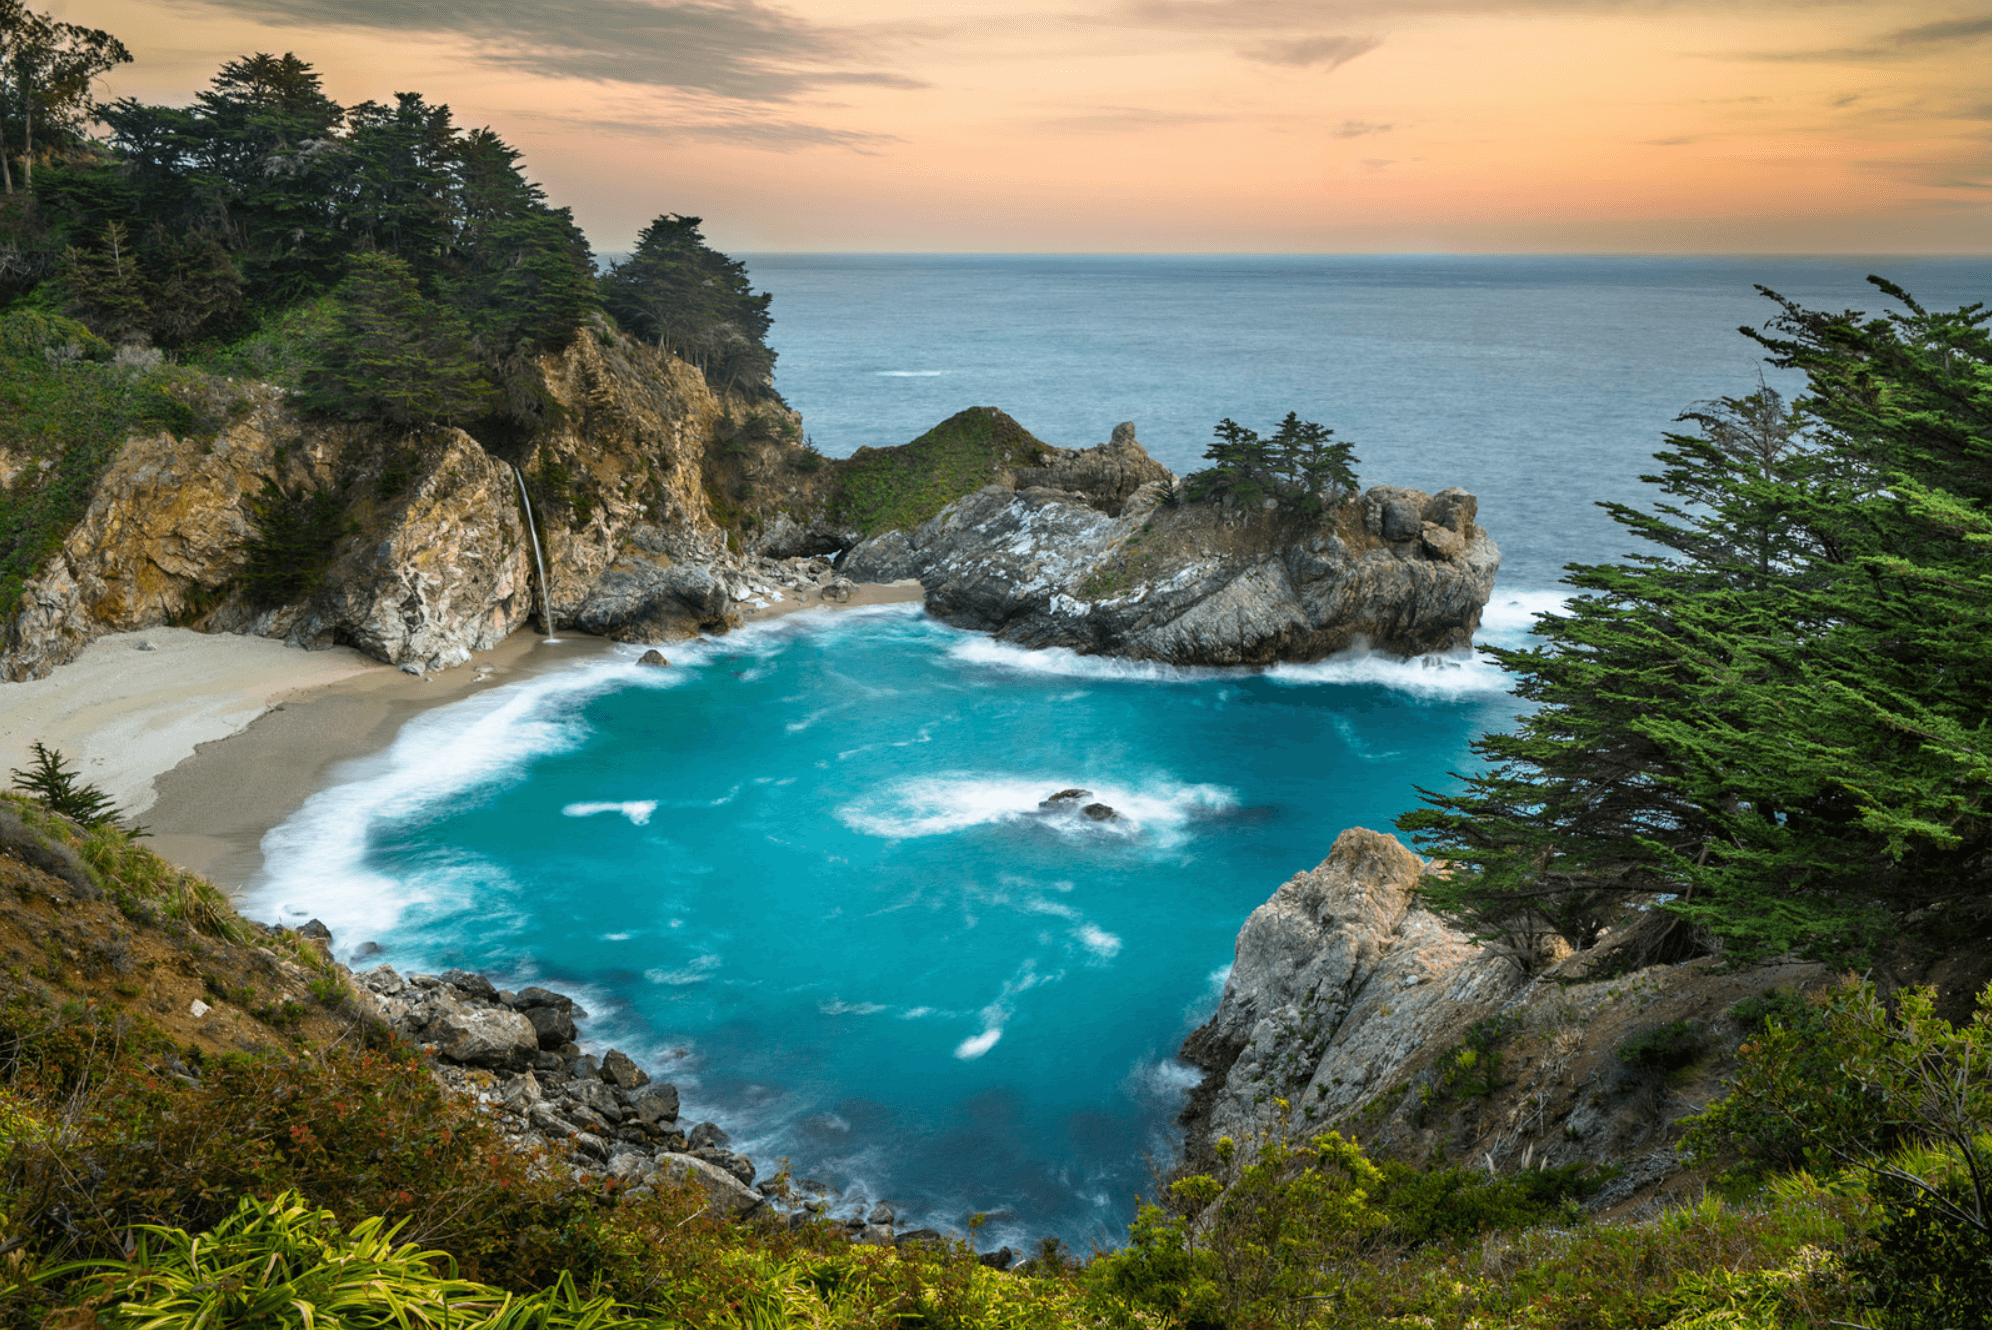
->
[1748,11,1992,62]
[1240,34,1380,68]
[177,0,924,100]
[1039,106,1228,131]
[1329,118,1392,136]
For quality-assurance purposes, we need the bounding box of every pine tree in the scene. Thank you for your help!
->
[58,219,148,343]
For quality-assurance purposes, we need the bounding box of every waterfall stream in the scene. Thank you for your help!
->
[511,465,552,636]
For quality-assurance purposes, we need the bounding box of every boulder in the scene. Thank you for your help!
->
[637,649,669,666]
[524,1005,577,1050]
[1038,788,1091,809]
[439,968,499,1001]
[1080,803,1117,822]
[687,1120,729,1150]
[565,1077,623,1122]
[629,1082,680,1126]
[573,558,733,642]
[657,1153,764,1218]
[422,997,539,1071]
[600,1048,649,1090]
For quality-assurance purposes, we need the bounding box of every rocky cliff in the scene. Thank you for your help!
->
[0,320,836,681]
[841,423,1499,665]
[1178,828,1837,1215]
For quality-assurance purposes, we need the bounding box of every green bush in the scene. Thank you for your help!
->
[238,476,352,606]
[1617,1018,1708,1073]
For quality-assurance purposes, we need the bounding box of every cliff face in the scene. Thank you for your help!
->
[842,426,1500,665]
[0,324,814,681]
[1178,827,1843,1216]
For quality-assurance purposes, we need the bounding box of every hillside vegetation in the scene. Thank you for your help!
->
[0,27,779,620]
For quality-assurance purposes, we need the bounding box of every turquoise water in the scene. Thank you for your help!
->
[249,602,1540,1248]
[249,255,1991,1248]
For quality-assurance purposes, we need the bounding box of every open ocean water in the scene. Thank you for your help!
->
[247,255,1990,1250]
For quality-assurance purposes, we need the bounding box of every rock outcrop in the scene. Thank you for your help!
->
[842,425,1498,665]
[0,323,829,680]
[1178,829,1526,1158]
[1179,826,1845,1215]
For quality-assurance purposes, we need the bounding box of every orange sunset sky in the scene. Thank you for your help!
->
[59,0,1992,253]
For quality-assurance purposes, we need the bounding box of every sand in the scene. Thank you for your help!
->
[0,580,930,898]
[737,577,924,623]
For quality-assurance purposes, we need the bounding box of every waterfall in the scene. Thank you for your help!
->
[511,464,552,636]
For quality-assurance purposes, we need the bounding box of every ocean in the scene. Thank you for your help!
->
[244,255,1990,1250]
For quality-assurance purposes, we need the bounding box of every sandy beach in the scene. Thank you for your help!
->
[0,579,927,899]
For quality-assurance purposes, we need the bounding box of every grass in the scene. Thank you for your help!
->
[833,405,1053,536]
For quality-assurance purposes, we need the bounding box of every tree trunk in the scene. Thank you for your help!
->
[20,78,29,189]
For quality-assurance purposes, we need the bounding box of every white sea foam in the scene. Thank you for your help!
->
[947,607,1564,700]
[1074,923,1123,960]
[247,656,652,947]
[836,774,1236,844]
[646,954,722,985]
[562,800,657,826]
[954,1028,1003,1059]
[819,998,889,1016]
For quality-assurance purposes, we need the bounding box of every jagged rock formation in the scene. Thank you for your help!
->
[842,425,1499,665]
[1178,826,1846,1215]
[1178,829,1526,1158]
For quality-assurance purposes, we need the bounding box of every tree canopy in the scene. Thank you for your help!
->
[1402,279,1992,965]
[0,36,782,427]
[600,213,777,398]
[1181,412,1359,509]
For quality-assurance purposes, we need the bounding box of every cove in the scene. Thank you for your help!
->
[248,596,1549,1250]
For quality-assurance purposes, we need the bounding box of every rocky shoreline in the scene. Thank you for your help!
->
[346,954,1019,1268]
[843,424,1500,665]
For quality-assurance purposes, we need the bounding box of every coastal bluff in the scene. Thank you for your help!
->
[839,419,1499,665]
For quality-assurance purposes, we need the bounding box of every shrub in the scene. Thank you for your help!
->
[238,476,351,606]
[1618,1018,1708,1073]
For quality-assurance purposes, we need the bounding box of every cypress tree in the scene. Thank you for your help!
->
[300,251,497,425]
[1402,281,1991,965]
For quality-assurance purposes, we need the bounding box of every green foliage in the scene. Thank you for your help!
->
[1371,1157,1606,1245]
[1727,986,1812,1032]
[1617,1018,1708,1073]
[1093,1112,1387,1329]
[237,475,351,606]
[1181,412,1358,510]
[1412,1015,1517,1123]
[0,309,225,619]
[1691,976,1992,1327]
[599,213,776,396]
[41,1192,637,1330]
[9,740,117,828]
[833,406,1053,536]
[298,253,499,426]
[1404,282,1992,964]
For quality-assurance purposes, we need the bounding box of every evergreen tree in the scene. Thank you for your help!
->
[600,213,776,394]
[58,219,148,342]
[300,251,497,425]
[1182,413,1358,508]
[1402,281,1991,965]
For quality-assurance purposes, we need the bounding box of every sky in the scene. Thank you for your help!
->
[57,0,1992,253]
